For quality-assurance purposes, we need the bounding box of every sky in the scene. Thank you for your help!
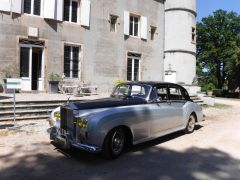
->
[197,0,240,22]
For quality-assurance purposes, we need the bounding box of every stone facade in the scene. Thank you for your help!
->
[164,0,197,85]
[0,0,165,93]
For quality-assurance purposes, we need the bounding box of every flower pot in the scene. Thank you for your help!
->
[207,90,213,96]
[49,81,59,94]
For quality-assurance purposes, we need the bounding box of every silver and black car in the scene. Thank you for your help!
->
[49,81,204,158]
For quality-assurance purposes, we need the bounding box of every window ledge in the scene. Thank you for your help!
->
[23,13,43,18]
[63,21,80,26]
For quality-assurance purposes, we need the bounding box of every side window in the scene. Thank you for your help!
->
[156,86,168,102]
[131,85,146,96]
[113,85,130,96]
[169,86,185,101]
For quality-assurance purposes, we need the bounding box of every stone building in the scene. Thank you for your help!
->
[164,0,197,86]
[0,0,165,92]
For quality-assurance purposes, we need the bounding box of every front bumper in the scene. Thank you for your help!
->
[50,127,101,153]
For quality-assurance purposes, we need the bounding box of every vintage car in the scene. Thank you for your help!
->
[49,81,204,158]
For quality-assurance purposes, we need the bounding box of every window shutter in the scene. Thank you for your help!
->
[56,0,63,21]
[140,16,147,40]
[43,0,55,19]
[0,0,11,12]
[11,0,22,14]
[124,11,130,35]
[80,0,91,27]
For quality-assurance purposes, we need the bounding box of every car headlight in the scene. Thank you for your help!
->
[74,118,88,128]
[54,112,61,121]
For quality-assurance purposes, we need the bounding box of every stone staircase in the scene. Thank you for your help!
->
[190,95,205,105]
[0,100,80,122]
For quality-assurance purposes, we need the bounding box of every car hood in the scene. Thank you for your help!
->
[67,97,147,110]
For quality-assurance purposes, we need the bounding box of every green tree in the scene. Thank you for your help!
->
[197,10,240,91]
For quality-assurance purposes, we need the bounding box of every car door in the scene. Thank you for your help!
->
[150,85,177,137]
[167,85,187,128]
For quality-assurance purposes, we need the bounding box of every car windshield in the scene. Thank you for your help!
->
[111,84,151,99]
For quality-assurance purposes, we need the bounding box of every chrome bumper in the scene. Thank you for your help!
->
[50,127,101,153]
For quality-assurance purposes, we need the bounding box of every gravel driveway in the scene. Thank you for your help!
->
[0,98,240,180]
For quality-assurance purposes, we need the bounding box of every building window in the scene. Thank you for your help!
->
[64,45,80,78]
[24,0,41,16]
[110,15,118,32]
[150,26,156,40]
[64,0,79,23]
[129,15,140,37]
[127,53,141,81]
[192,27,196,43]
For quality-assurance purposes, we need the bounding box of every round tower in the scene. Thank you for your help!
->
[164,0,197,85]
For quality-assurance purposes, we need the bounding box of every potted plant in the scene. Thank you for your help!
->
[206,83,215,96]
[48,73,61,93]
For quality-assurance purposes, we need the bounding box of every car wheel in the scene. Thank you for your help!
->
[185,114,196,134]
[103,128,125,159]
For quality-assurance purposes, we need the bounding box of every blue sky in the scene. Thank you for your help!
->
[197,0,240,22]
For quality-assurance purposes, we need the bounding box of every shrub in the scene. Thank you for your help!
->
[213,89,223,97]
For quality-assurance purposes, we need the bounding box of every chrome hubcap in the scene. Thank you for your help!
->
[112,130,124,154]
[188,117,195,132]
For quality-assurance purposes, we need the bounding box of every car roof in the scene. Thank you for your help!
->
[123,81,183,87]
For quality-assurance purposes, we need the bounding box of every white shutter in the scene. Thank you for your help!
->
[56,0,63,21]
[124,11,129,35]
[11,0,22,14]
[140,16,148,40]
[43,0,55,19]
[0,0,11,12]
[80,0,91,27]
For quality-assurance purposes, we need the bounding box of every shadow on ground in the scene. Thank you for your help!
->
[1,126,239,180]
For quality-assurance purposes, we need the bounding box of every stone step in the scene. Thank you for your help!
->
[0,109,53,120]
[0,103,62,111]
[0,99,81,106]
[0,115,50,122]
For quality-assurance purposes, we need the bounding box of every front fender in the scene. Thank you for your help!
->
[86,108,134,148]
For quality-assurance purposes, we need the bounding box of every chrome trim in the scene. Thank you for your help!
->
[53,132,101,153]
[71,142,101,153]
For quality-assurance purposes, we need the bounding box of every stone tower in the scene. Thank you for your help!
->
[164,0,197,85]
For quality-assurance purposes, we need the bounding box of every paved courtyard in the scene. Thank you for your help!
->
[0,98,240,180]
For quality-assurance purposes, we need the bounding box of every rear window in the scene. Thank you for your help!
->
[169,86,186,100]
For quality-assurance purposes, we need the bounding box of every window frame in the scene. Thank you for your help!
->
[110,14,118,33]
[129,14,140,37]
[64,44,81,79]
[191,27,196,43]
[168,85,187,102]
[63,0,79,24]
[150,26,157,40]
[127,53,141,81]
[23,0,43,17]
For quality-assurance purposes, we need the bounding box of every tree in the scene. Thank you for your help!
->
[197,10,240,91]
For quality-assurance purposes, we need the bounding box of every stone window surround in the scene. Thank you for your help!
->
[23,0,43,17]
[63,43,82,79]
[63,0,80,23]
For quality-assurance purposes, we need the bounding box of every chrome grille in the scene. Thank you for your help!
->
[60,107,73,132]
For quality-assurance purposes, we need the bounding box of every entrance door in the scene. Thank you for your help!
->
[32,48,42,90]
[20,46,44,91]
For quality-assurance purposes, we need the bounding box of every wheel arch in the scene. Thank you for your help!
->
[102,125,133,148]
[190,111,198,122]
